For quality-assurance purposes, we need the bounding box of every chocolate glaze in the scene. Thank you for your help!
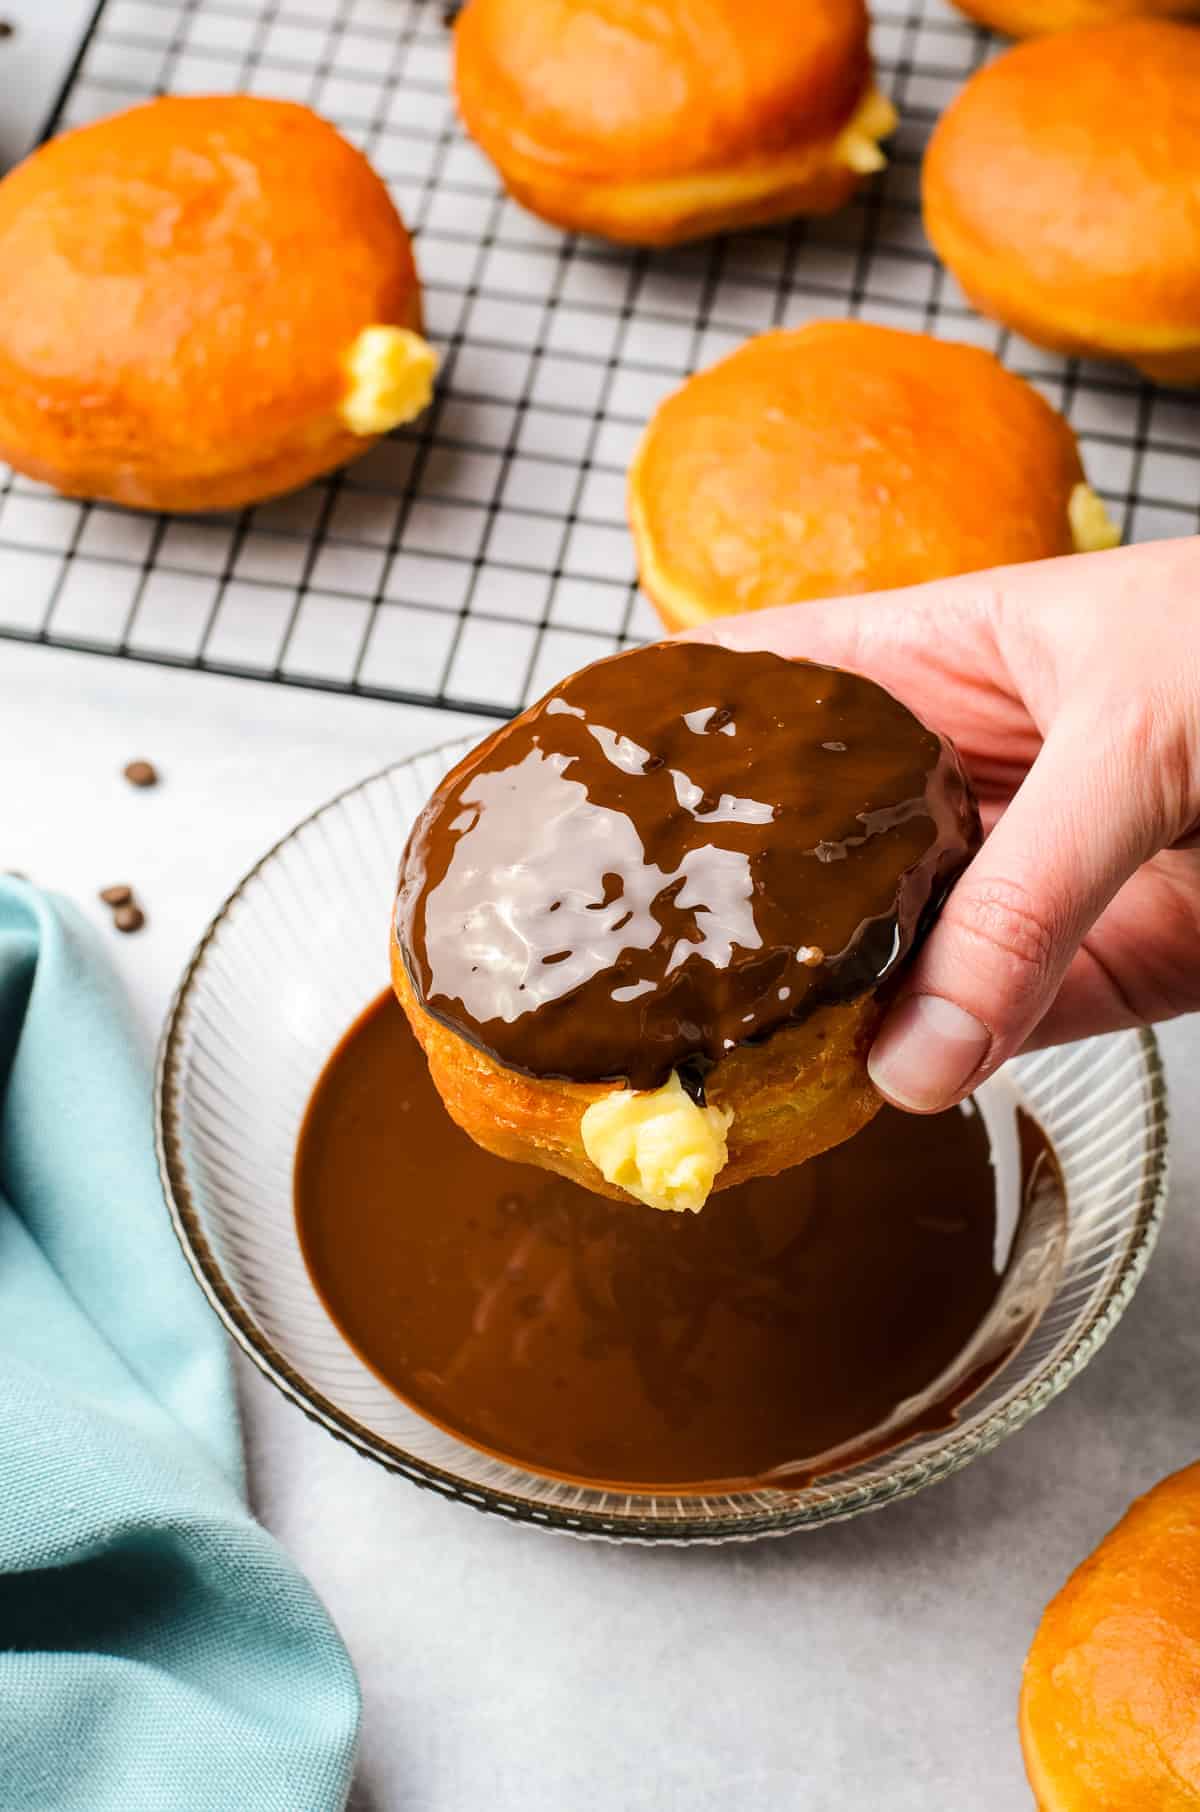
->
[396,643,980,1089]
[295,994,1065,1496]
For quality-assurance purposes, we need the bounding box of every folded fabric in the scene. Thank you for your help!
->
[0,881,360,1812]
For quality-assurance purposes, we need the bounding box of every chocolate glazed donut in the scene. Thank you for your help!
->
[393,643,980,1211]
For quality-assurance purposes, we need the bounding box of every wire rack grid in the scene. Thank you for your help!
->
[1,0,1197,721]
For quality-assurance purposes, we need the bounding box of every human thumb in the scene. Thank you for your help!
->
[868,712,1160,1112]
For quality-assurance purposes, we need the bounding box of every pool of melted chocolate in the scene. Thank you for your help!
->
[296,994,1065,1495]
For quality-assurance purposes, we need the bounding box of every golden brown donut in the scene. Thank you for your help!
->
[629,321,1116,632]
[923,22,1200,384]
[453,0,897,245]
[0,96,436,512]
[946,0,1200,39]
[392,642,980,1214]
[393,954,883,1208]
[1021,1461,1200,1810]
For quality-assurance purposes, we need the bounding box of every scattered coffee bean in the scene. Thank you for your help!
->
[441,2,462,22]
[123,759,159,788]
[0,22,14,39]
[100,881,147,933]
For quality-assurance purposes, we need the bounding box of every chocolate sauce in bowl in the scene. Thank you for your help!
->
[395,643,980,1089]
[295,994,1065,1496]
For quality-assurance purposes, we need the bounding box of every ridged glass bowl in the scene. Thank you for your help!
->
[156,740,1169,1542]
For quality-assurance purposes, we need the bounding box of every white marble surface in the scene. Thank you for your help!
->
[4,637,1198,1812]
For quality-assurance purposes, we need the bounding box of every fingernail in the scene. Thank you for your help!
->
[868,995,991,1112]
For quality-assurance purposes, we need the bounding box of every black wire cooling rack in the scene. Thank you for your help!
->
[1,0,1198,720]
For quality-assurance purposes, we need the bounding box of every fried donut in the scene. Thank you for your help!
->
[0,96,436,512]
[393,642,980,1213]
[946,0,1200,40]
[452,0,896,245]
[924,22,1200,384]
[629,322,1116,632]
[1021,1461,1200,1809]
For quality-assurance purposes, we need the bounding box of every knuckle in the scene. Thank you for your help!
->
[1107,688,1172,772]
[1091,687,1199,846]
[940,875,1059,1000]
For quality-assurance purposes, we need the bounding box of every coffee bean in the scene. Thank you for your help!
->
[113,903,145,934]
[0,22,14,39]
[99,884,133,907]
[123,759,159,788]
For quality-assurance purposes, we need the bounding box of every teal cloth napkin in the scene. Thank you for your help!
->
[0,880,361,1812]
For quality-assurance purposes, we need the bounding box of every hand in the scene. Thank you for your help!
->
[688,537,1200,1113]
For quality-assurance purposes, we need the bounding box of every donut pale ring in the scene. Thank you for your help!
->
[393,953,883,1208]
[629,321,1117,632]
[1021,1461,1200,1810]
[0,96,436,512]
[923,22,1200,385]
[946,0,1200,38]
[453,0,896,245]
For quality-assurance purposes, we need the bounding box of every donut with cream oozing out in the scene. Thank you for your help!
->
[452,0,897,245]
[393,641,981,1214]
[629,321,1120,634]
[0,95,437,512]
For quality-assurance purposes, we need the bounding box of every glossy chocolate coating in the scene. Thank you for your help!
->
[396,643,979,1089]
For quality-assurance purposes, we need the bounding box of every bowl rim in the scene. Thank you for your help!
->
[155,748,1171,1544]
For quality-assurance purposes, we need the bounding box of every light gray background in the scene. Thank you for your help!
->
[4,639,1196,1810]
[0,0,96,168]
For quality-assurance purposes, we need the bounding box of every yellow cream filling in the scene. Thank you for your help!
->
[340,325,438,436]
[581,1072,732,1214]
[1069,482,1121,553]
[834,86,899,175]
